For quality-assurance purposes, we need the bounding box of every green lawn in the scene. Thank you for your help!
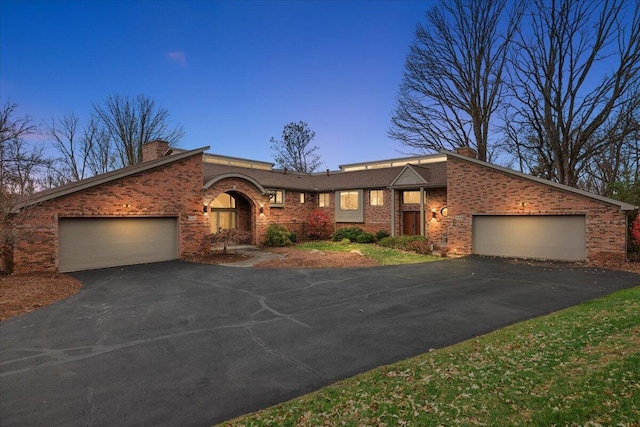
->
[294,241,442,265]
[219,286,640,426]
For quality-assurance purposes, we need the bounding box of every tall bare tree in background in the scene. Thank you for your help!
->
[270,121,323,172]
[0,102,50,272]
[93,94,184,167]
[506,0,640,188]
[44,113,114,185]
[389,0,522,161]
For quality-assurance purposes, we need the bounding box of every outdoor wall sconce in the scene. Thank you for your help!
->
[203,205,208,214]
[440,206,448,217]
[519,202,528,207]
[259,206,264,215]
[431,209,437,220]
[122,204,131,208]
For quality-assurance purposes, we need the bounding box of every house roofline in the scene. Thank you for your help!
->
[17,146,210,209]
[442,150,639,211]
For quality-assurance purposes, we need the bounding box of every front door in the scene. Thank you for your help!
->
[403,211,419,236]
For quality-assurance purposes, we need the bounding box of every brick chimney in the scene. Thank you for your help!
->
[455,146,478,159]
[142,140,170,162]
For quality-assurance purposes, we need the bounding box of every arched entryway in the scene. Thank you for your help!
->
[205,191,254,242]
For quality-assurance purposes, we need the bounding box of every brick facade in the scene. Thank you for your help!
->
[12,148,632,273]
[13,153,208,273]
[445,156,629,261]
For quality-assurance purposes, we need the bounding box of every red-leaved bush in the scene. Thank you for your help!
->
[308,210,330,240]
[631,215,640,247]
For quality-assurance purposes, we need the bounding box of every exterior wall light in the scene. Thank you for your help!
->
[203,205,208,214]
[440,206,448,217]
[259,206,264,215]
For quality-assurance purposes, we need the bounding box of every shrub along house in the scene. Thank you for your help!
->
[11,140,636,273]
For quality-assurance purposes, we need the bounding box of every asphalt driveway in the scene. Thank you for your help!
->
[1,257,638,426]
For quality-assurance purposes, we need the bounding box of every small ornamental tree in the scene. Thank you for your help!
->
[209,229,250,254]
[307,210,330,240]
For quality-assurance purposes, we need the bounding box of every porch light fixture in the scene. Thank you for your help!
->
[259,206,264,215]
[440,206,448,217]
[203,205,208,214]
[431,209,437,220]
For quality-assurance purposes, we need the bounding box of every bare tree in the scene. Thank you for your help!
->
[389,0,522,161]
[270,121,323,172]
[93,94,184,167]
[507,0,640,187]
[45,113,115,183]
[0,103,50,272]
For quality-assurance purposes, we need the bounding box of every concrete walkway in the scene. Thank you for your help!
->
[213,245,282,267]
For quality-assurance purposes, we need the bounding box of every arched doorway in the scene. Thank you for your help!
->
[205,191,254,242]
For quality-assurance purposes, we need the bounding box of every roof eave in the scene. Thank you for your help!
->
[17,146,210,209]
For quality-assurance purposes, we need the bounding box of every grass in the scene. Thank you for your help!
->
[219,286,640,426]
[294,241,442,265]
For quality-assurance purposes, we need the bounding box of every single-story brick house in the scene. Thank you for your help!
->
[11,140,636,273]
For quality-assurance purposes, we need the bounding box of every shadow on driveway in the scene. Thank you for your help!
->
[1,256,638,426]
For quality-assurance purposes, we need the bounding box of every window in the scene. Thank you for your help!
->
[300,193,305,203]
[318,193,330,207]
[370,190,384,206]
[335,190,363,222]
[208,193,237,233]
[403,191,423,204]
[210,193,236,208]
[270,190,285,207]
[340,191,359,211]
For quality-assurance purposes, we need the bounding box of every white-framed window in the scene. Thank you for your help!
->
[270,190,285,207]
[318,193,330,207]
[300,193,305,203]
[370,189,384,206]
[340,190,359,211]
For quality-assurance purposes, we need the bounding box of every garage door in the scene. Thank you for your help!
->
[58,217,178,272]
[472,215,586,261]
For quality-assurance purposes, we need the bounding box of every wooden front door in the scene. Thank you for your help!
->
[403,211,419,236]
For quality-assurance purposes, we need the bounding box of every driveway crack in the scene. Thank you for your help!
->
[245,327,327,381]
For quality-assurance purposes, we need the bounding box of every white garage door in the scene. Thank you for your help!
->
[472,215,586,261]
[58,217,178,272]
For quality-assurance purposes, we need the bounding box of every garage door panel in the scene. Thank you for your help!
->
[472,215,585,261]
[59,218,178,272]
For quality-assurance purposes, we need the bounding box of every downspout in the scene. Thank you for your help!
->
[390,188,396,237]
[420,187,425,236]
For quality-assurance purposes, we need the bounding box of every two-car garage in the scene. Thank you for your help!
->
[58,217,179,272]
[472,215,586,261]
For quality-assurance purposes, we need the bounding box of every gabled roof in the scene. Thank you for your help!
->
[17,146,210,209]
[443,150,638,211]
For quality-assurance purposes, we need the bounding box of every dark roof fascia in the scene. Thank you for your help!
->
[443,150,639,211]
[18,146,210,209]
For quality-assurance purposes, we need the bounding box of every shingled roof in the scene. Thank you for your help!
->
[202,159,448,192]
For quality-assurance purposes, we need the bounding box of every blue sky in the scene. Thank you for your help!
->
[1,0,432,169]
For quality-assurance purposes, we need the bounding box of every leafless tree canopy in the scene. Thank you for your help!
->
[270,121,323,173]
[93,94,184,167]
[0,103,47,197]
[389,0,522,161]
[507,0,640,187]
[45,113,115,185]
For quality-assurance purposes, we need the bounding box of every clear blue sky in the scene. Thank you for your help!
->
[1,0,432,169]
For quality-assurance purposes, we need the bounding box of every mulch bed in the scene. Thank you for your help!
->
[0,273,82,321]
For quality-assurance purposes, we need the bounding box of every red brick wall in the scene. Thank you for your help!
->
[446,156,628,261]
[13,154,208,273]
